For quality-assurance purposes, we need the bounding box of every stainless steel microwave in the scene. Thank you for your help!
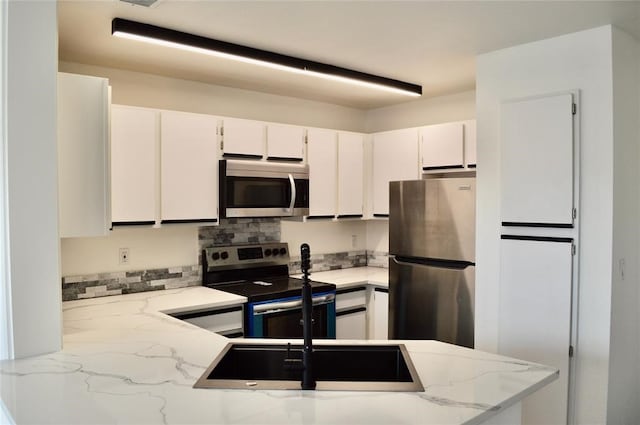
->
[219,159,310,218]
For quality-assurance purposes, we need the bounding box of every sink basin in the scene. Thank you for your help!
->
[194,343,424,391]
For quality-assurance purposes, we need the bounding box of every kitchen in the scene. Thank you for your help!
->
[2,1,640,424]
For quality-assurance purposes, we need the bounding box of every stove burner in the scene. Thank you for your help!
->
[201,243,336,303]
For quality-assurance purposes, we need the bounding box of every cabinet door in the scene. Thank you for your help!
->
[266,123,305,161]
[501,93,575,226]
[336,309,367,339]
[337,132,364,218]
[420,122,464,170]
[371,129,419,216]
[499,236,573,425]
[160,111,219,223]
[307,128,337,218]
[464,120,477,167]
[111,106,158,225]
[57,73,109,237]
[221,117,265,158]
[373,289,389,340]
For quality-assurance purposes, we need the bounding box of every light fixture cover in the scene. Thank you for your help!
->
[111,18,422,97]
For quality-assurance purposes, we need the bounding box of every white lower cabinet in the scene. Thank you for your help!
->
[160,110,219,223]
[335,287,367,339]
[170,305,244,338]
[372,288,389,340]
[498,236,573,425]
[57,72,110,237]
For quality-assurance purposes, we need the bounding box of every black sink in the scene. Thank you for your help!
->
[194,343,424,391]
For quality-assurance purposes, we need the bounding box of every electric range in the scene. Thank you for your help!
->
[202,242,336,338]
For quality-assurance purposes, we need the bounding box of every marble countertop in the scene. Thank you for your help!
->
[0,283,556,425]
[294,266,389,290]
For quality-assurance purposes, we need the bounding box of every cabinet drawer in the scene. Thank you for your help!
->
[336,287,367,311]
[174,306,243,335]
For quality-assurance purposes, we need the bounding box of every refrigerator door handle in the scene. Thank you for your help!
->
[392,256,475,270]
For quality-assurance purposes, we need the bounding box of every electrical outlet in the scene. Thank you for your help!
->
[119,248,130,264]
[351,235,357,248]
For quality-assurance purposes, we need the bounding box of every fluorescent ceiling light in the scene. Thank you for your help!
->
[112,18,422,97]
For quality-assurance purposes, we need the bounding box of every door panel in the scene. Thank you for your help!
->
[389,259,474,347]
[499,237,572,425]
[500,93,574,226]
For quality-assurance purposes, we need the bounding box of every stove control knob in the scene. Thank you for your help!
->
[279,248,287,256]
[221,251,229,260]
[272,249,279,256]
[264,249,272,256]
[212,252,220,261]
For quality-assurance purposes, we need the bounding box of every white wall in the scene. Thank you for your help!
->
[5,2,61,358]
[365,220,389,253]
[0,0,9,361]
[280,220,367,256]
[476,26,618,423]
[364,90,475,133]
[59,62,367,132]
[607,27,640,424]
[61,226,198,276]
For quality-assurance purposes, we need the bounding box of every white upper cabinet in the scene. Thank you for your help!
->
[57,72,110,238]
[160,111,219,223]
[307,128,337,217]
[111,105,158,225]
[266,123,305,161]
[371,128,419,216]
[420,122,464,170]
[463,120,477,167]
[220,117,265,159]
[337,132,364,217]
[501,93,575,226]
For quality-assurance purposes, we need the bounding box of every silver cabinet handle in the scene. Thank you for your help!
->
[288,173,296,216]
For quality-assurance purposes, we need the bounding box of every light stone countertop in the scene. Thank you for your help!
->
[0,283,556,425]
[293,266,389,290]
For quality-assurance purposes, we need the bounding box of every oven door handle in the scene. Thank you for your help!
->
[312,293,335,305]
[254,299,302,314]
[253,293,335,315]
[287,173,296,216]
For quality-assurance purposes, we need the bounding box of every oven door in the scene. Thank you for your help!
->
[220,159,310,218]
[247,292,336,338]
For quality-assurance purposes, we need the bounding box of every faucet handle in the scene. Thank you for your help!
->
[301,243,311,273]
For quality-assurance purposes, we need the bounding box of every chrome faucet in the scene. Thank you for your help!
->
[300,243,316,390]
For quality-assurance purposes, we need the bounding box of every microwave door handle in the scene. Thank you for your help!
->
[288,173,296,216]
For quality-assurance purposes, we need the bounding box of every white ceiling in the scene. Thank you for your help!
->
[58,0,640,109]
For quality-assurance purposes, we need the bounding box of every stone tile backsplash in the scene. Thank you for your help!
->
[198,218,280,251]
[62,218,388,301]
[289,250,368,274]
[367,251,390,268]
[62,265,200,301]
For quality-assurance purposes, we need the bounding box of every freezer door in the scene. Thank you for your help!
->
[389,257,474,348]
[389,178,475,261]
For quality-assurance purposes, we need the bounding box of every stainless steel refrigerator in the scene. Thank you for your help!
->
[388,178,475,348]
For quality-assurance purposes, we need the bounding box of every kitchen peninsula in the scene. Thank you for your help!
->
[1,280,556,425]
